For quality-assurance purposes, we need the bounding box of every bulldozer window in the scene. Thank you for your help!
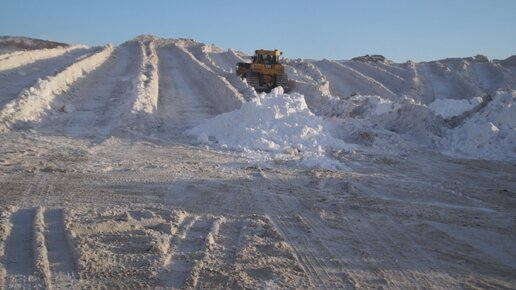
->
[260,55,273,64]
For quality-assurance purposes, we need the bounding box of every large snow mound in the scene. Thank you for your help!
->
[188,87,354,168]
[444,91,516,160]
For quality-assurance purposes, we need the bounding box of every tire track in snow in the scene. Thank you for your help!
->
[160,215,214,288]
[44,208,79,289]
[273,194,359,289]
[249,183,343,289]
[271,173,467,288]
[266,213,346,289]
[264,173,393,289]
[218,218,246,288]
[3,208,45,289]
[248,168,375,289]
[2,175,55,289]
[184,217,224,288]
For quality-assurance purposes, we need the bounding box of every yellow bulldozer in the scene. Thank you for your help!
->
[236,49,290,93]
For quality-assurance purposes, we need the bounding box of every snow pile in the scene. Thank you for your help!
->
[340,95,401,118]
[444,91,516,160]
[376,97,445,136]
[326,95,446,154]
[428,97,483,118]
[188,87,354,168]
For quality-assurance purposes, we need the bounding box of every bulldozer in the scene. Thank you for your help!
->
[236,49,290,93]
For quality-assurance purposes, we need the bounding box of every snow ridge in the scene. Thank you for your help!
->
[131,40,159,114]
[172,41,245,113]
[0,45,89,72]
[0,44,113,132]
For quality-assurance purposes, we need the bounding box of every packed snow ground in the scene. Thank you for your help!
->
[0,35,515,289]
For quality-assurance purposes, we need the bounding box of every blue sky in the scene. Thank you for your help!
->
[1,0,515,62]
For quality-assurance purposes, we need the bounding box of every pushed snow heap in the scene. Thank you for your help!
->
[188,87,353,167]
[444,90,516,160]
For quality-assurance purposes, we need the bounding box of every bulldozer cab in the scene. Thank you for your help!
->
[257,54,276,64]
[254,49,282,65]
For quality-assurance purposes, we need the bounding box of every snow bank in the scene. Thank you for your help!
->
[131,40,159,113]
[188,87,354,169]
[444,91,516,160]
[0,45,89,72]
[428,97,483,118]
[0,45,113,132]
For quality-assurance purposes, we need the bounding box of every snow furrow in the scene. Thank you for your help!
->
[0,44,113,133]
[165,42,244,113]
[185,43,256,101]
[156,43,244,134]
[0,46,94,108]
[33,42,141,139]
[346,60,411,96]
[0,45,89,72]
[315,59,397,98]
